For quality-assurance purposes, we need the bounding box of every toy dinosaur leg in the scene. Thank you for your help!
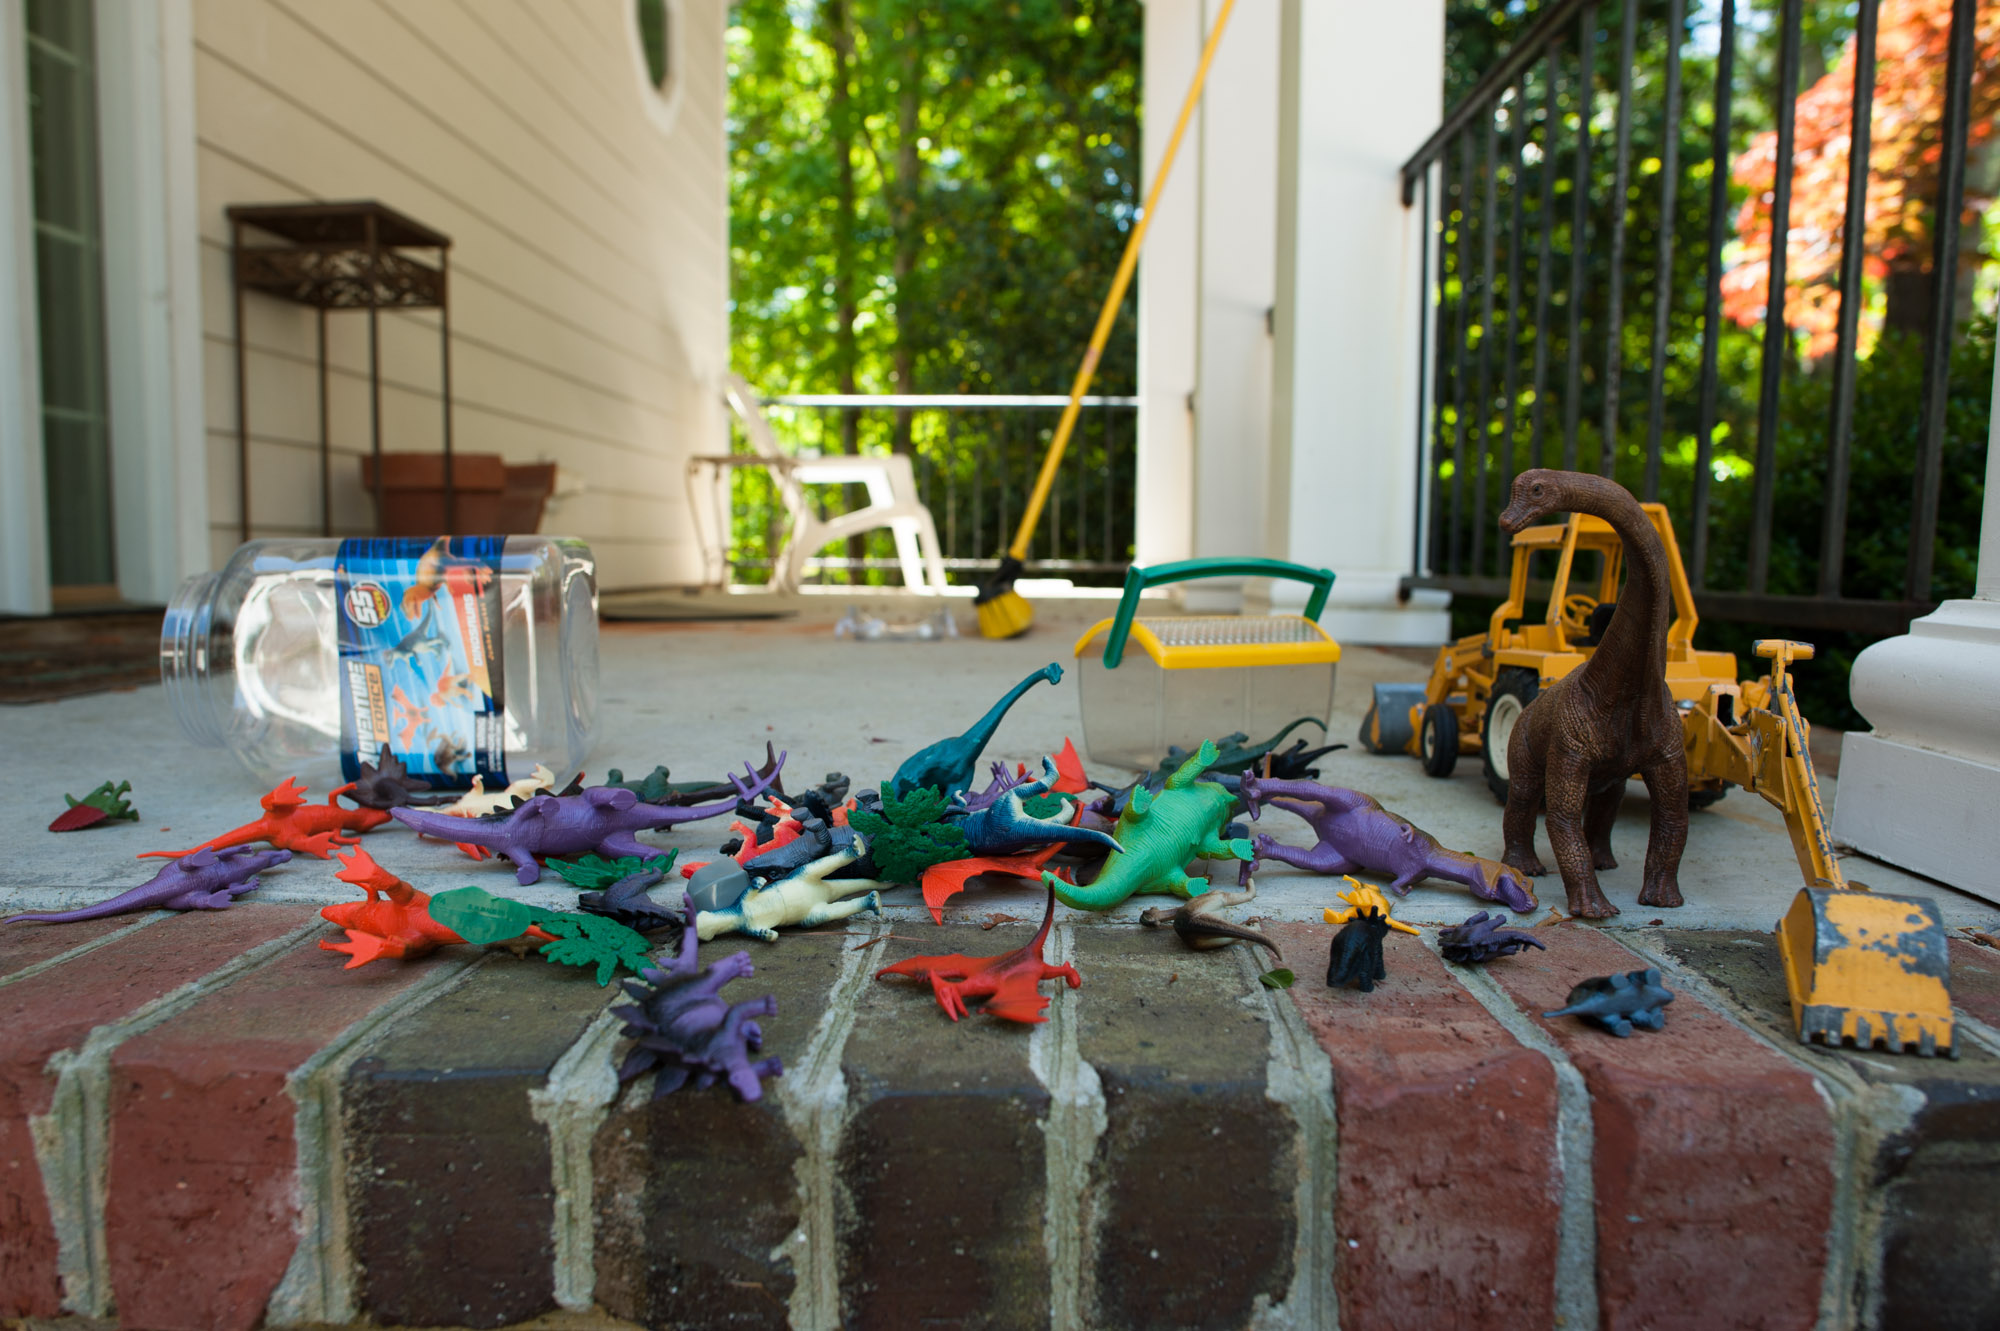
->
[1584,778,1623,872]
[1501,738,1550,879]
[1153,866,1202,899]
[798,892,881,929]
[1543,750,1617,919]
[1197,834,1253,862]
[1250,836,1359,876]
[1632,1007,1666,1032]
[1635,753,1688,909]
[1603,1014,1634,1037]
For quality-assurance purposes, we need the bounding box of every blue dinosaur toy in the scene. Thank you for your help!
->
[3,847,293,924]
[953,758,1121,858]
[892,663,1062,798]
[1542,968,1675,1037]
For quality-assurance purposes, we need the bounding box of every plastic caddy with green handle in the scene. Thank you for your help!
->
[1072,558,1341,770]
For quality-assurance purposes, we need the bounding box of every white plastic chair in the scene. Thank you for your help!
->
[688,375,947,593]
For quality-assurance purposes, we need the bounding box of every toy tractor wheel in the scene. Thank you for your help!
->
[1482,668,1540,804]
[1419,705,1459,778]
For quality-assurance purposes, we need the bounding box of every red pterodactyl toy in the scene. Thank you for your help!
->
[1048,737,1090,794]
[140,778,391,861]
[875,884,1081,1024]
[920,845,1074,923]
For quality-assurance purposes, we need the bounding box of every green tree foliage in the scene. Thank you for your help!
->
[727,0,1140,579]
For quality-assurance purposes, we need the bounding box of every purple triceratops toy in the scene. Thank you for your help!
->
[3,847,293,924]
[390,757,784,885]
[1239,776,1537,913]
[611,894,782,1101]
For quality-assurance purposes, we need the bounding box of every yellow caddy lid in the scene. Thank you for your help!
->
[1075,615,1342,670]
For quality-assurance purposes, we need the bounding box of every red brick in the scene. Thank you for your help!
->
[0,906,311,1318]
[0,914,147,980]
[1948,939,2000,1030]
[103,929,442,1331]
[1483,925,1834,1331]
[1273,924,1561,1330]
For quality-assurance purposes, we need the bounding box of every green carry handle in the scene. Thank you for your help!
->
[1101,557,1336,668]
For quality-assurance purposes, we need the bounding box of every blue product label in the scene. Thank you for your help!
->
[337,536,507,789]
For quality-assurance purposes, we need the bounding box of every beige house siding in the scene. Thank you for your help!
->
[192,0,725,589]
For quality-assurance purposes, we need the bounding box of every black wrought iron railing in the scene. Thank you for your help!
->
[1401,0,1987,636]
[726,394,1139,582]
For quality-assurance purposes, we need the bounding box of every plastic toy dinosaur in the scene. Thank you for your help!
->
[612,895,783,1102]
[319,847,477,967]
[876,884,1081,1024]
[1240,776,1537,913]
[1147,717,1342,785]
[953,758,1122,859]
[1437,911,1546,964]
[140,778,391,860]
[694,836,884,942]
[1323,879,1421,935]
[48,779,140,832]
[1140,884,1281,961]
[430,765,559,818]
[1543,968,1676,1036]
[1326,910,1392,992]
[346,746,447,810]
[606,743,789,808]
[920,844,1069,922]
[5,847,291,924]
[892,662,1063,797]
[579,861,683,934]
[1048,740,1251,910]
[390,759,782,884]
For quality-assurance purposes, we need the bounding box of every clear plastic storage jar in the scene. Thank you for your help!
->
[161,535,599,787]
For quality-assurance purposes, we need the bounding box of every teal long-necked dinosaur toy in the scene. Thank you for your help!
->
[1047,739,1251,910]
[891,663,1062,798]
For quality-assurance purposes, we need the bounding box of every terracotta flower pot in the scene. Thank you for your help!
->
[359,453,551,535]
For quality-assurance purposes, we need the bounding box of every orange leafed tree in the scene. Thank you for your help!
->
[1724,0,2000,357]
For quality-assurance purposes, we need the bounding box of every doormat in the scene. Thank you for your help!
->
[0,611,162,704]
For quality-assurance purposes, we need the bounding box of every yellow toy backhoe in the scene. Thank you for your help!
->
[1362,505,1953,1057]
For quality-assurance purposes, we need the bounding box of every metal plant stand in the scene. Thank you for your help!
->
[227,201,453,540]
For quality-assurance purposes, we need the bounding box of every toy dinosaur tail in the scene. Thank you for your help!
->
[1029,881,1058,953]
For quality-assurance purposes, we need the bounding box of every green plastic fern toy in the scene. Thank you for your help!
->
[849,783,971,884]
[426,886,655,985]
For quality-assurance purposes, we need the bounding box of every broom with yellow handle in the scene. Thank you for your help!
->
[974,0,1240,639]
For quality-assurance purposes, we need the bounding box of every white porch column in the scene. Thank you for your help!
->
[1830,349,2000,901]
[1133,0,1200,570]
[1265,0,1450,643]
[1186,0,1278,608]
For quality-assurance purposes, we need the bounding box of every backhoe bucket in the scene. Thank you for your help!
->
[1361,683,1428,756]
[1777,887,1954,1057]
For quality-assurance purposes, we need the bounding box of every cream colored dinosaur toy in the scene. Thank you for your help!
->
[434,765,558,819]
[695,835,885,942]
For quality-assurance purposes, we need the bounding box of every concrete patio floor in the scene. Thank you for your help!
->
[3,592,1996,937]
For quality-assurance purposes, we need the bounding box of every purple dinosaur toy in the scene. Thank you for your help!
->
[1239,776,1538,913]
[611,894,783,1101]
[390,757,784,885]
[3,847,293,924]
[1437,910,1547,963]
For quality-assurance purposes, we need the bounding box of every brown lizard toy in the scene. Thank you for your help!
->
[1496,470,1688,919]
[1141,884,1282,962]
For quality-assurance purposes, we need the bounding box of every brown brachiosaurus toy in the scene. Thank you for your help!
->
[1497,469,1687,920]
